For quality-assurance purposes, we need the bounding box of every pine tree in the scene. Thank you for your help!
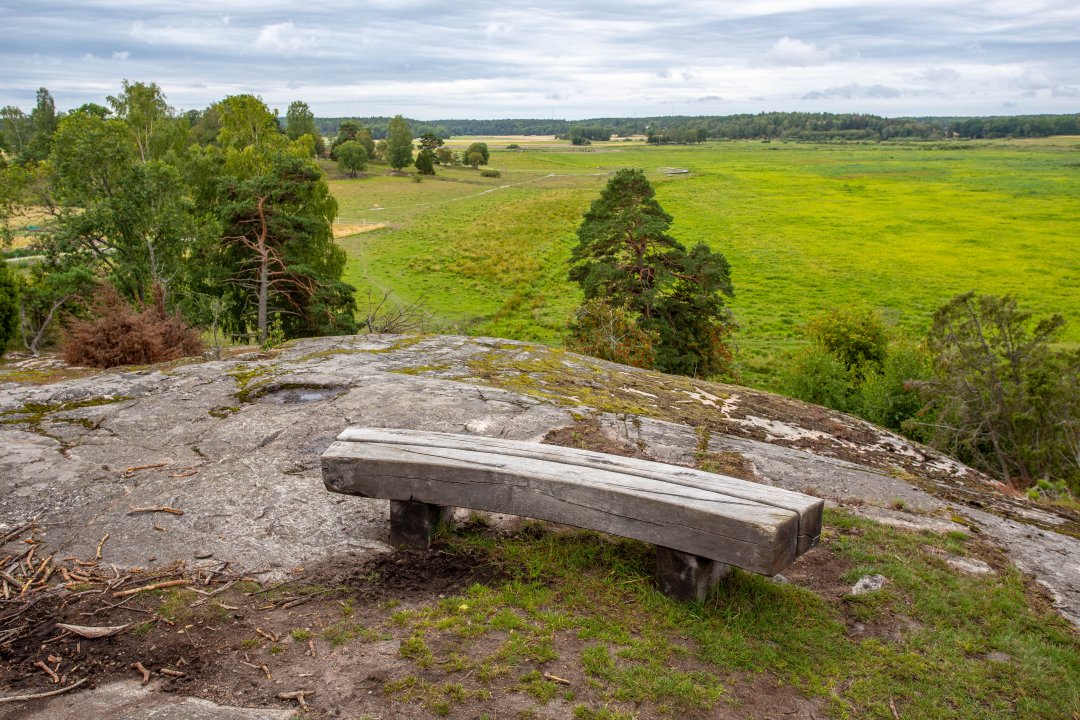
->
[568,169,735,377]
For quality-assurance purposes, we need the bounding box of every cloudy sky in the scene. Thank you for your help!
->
[2,0,1078,119]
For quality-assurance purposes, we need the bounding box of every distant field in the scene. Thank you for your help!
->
[331,138,1080,386]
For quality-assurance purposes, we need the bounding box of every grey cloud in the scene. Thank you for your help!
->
[803,84,903,100]
[1,1,1078,117]
[696,95,723,103]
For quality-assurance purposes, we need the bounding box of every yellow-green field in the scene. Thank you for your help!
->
[331,137,1080,384]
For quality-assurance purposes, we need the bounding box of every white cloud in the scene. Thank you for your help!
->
[767,36,844,66]
[112,50,130,61]
[254,21,318,55]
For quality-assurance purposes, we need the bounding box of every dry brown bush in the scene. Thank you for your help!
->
[61,284,203,368]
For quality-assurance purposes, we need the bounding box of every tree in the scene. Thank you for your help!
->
[215,94,280,151]
[466,151,483,169]
[335,140,367,177]
[385,115,413,170]
[568,169,735,377]
[415,149,435,175]
[25,88,58,162]
[107,80,176,162]
[217,153,356,343]
[435,147,454,165]
[415,133,441,175]
[1,106,30,159]
[418,133,443,154]
[465,142,489,165]
[922,292,1079,489]
[0,260,18,356]
[285,100,324,156]
[45,108,199,303]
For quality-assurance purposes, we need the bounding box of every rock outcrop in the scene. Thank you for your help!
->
[2,333,1078,627]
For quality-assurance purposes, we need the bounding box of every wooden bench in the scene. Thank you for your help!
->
[321,428,823,601]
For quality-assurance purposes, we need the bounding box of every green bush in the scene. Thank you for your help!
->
[782,346,857,412]
[0,260,18,356]
[859,342,933,436]
[480,169,501,178]
[805,307,888,375]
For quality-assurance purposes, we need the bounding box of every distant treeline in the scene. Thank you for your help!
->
[310,112,1080,142]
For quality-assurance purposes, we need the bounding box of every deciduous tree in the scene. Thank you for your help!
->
[385,115,413,171]
[335,140,367,177]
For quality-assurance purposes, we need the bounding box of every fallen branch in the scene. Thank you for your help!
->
[121,463,168,475]
[95,533,109,561]
[159,668,185,678]
[126,506,183,516]
[276,690,313,709]
[189,580,235,608]
[255,627,278,643]
[0,522,34,547]
[543,672,572,685]
[55,623,130,639]
[0,677,87,704]
[132,661,150,685]
[33,661,59,684]
[112,579,188,598]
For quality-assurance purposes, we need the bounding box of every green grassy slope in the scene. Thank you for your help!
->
[332,138,1080,384]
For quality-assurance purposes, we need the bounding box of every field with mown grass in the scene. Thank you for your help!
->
[330,137,1080,387]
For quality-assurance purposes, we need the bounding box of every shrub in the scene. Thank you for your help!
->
[480,169,501,178]
[0,260,18,356]
[859,342,933,436]
[61,284,202,368]
[805,307,888,376]
[781,346,857,413]
[566,299,658,369]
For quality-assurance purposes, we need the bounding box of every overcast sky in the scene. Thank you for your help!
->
[2,1,1078,119]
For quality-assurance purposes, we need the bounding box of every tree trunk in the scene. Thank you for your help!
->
[257,258,269,345]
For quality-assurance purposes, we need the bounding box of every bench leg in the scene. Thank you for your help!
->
[389,500,453,548]
[655,547,730,602]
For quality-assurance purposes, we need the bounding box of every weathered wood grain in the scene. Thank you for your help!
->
[335,427,822,550]
[322,429,825,575]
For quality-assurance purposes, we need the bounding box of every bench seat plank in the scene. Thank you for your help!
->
[334,427,822,554]
[323,431,820,576]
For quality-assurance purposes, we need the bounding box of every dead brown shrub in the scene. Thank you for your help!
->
[61,284,203,368]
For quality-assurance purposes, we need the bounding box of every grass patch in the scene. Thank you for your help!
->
[333,139,1080,388]
[379,509,1079,719]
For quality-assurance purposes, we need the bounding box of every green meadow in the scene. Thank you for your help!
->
[331,137,1080,385]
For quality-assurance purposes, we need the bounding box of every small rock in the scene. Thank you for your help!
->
[945,556,994,576]
[851,574,888,595]
[194,551,214,559]
[770,574,789,585]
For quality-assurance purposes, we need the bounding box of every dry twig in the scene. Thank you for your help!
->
[95,533,109,561]
[34,661,59,683]
[131,661,150,685]
[112,579,188,598]
[126,506,183,516]
[0,677,87,704]
[543,672,572,685]
[276,690,313,709]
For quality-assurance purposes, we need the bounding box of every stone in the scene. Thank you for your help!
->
[851,574,888,595]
